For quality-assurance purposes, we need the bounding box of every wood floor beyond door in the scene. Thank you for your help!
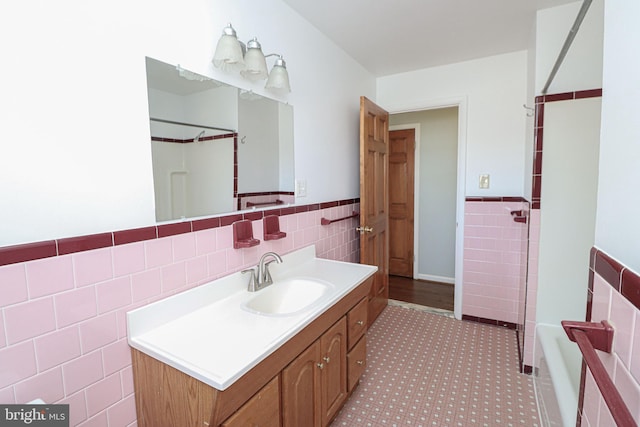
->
[388,276,454,311]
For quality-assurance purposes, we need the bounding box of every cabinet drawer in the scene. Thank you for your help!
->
[347,298,368,350]
[222,375,281,427]
[347,336,366,392]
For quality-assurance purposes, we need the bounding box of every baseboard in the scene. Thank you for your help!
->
[461,314,517,330]
[416,274,455,285]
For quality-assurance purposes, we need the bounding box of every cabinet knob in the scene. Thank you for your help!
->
[323,356,331,363]
[356,320,364,326]
[356,360,364,366]
[317,362,324,370]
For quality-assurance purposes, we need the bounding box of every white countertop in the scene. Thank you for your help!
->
[127,245,377,390]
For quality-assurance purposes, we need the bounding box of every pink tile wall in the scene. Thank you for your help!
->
[582,268,640,426]
[462,201,529,325]
[0,202,360,426]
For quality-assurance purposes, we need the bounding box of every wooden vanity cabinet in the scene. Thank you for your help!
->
[347,336,366,391]
[319,317,347,425]
[282,317,347,427]
[347,297,368,349]
[131,277,373,427]
[221,376,281,427]
[368,272,388,326]
[346,297,368,392]
[282,340,322,427]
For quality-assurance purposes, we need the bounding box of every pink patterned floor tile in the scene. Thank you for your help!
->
[332,305,539,426]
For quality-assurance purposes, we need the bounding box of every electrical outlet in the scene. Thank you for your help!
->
[295,179,307,197]
[479,174,490,189]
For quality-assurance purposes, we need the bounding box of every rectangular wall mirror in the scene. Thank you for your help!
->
[145,57,295,222]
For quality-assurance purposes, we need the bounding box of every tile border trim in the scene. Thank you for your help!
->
[237,191,296,197]
[461,314,517,330]
[0,198,360,267]
[151,132,237,144]
[588,247,640,313]
[531,88,603,210]
[465,196,529,203]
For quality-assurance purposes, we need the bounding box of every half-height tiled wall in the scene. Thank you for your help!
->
[579,249,640,426]
[523,209,541,368]
[523,88,603,372]
[0,199,360,426]
[462,197,529,326]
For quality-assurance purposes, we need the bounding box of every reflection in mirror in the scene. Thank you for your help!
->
[145,57,294,222]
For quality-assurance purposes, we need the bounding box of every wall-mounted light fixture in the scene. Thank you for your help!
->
[265,55,291,93]
[212,24,245,72]
[212,23,291,93]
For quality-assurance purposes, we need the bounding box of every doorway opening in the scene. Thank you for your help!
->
[388,104,463,316]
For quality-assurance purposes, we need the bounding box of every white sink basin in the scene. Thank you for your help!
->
[242,277,334,316]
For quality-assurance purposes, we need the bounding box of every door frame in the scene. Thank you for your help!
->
[386,96,468,319]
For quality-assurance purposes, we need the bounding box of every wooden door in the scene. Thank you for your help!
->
[388,129,415,277]
[320,318,347,426]
[282,341,322,427]
[359,96,389,325]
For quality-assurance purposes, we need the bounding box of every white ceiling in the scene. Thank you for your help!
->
[282,0,577,76]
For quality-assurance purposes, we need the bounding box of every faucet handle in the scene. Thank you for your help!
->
[262,261,276,286]
[242,268,258,292]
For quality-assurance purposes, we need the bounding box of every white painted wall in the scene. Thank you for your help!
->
[536,98,601,325]
[377,51,528,198]
[279,103,295,191]
[524,18,537,201]
[0,0,375,247]
[532,0,605,327]
[390,108,458,282]
[595,0,640,273]
[536,0,604,94]
[238,97,280,193]
[183,86,238,132]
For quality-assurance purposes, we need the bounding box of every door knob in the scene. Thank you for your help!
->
[356,226,373,233]
[317,362,324,370]
[323,356,331,363]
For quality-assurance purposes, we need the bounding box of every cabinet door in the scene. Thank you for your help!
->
[282,341,322,427]
[347,336,366,392]
[368,275,388,326]
[222,375,281,427]
[320,317,347,426]
[347,297,368,350]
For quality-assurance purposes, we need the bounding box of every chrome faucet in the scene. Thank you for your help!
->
[242,251,283,292]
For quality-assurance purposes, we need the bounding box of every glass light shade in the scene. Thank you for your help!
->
[212,24,244,72]
[265,57,291,93]
[241,38,268,81]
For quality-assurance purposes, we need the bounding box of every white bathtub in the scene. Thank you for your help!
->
[533,323,583,427]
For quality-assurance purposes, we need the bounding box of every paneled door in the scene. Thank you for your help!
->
[388,129,415,277]
[359,96,389,325]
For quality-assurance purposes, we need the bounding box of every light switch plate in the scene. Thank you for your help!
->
[479,174,490,189]
[295,179,307,197]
